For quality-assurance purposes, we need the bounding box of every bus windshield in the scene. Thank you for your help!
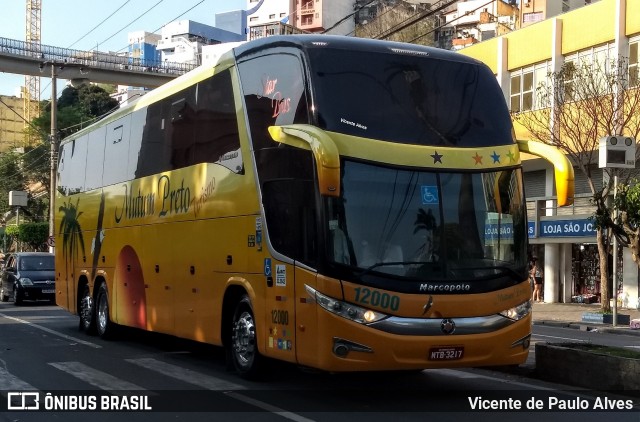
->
[307,47,514,147]
[325,160,527,282]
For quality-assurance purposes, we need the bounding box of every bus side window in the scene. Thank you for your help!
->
[194,69,242,173]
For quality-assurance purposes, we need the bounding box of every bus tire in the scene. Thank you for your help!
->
[78,284,97,335]
[95,283,116,339]
[229,295,263,379]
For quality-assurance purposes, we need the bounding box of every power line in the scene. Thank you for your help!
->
[98,0,164,48]
[0,97,47,138]
[67,0,132,49]
[407,0,494,44]
[113,0,206,53]
[374,0,458,40]
[321,0,378,34]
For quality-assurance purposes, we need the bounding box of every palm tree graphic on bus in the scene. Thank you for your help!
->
[58,199,85,274]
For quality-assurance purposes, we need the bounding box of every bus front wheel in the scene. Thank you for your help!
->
[229,295,263,379]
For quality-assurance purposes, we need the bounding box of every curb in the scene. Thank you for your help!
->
[534,320,640,336]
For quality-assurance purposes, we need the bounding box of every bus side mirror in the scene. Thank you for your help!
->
[517,139,575,207]
[268,124,341,197]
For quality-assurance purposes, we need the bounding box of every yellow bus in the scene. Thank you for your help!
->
[55,35,574,378]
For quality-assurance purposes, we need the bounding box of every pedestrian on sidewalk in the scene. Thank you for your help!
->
[531,258,543,302]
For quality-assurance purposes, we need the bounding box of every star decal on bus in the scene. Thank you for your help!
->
[506,150,517,163]
[491,151,500,163]
[472,152,483,164]
[430,151,443,164]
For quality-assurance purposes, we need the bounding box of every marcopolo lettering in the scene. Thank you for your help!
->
[419,283,471,292]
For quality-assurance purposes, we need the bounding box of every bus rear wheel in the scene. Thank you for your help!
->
[78,284,96,335]
[96,283,117,339]
[229,295,263,379]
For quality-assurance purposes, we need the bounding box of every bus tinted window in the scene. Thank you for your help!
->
[57,136,87,195]
[136,68,241,177]
[238,52,310,152]
[307,48,514,147]
[238,52,316,263]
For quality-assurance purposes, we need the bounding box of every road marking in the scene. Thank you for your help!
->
[126,358,245,390]
[225,391,316,422]
[49,362,145,391]
[0,361,37,391]
[128,358,313,420]
[0,312,101,349]
[433,368,481,379]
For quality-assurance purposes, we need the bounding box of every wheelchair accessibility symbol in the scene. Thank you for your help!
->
[421,186,439,204]
[264,258,272,277]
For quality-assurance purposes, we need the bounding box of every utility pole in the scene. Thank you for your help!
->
[49,63,57,253]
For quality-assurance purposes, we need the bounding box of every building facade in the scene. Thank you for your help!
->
[0,95,31,151]
[436,0,519,50]
[156,20,245,66]
[245,0,355,36]
[459,0,640,309]
[127,31,162,67]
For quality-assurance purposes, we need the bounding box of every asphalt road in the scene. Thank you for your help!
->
[0,302,638,422]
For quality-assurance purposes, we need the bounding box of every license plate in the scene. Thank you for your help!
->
[428,346,464,361]
[41,289,55,294]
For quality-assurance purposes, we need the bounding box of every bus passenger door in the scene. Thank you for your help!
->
[261,178,317,365]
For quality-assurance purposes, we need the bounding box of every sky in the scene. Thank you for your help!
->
[0,0,247,97]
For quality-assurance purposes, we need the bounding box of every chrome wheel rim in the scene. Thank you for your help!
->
[80,291,93,328]
[97,294,108,333]
[232,311,256,369]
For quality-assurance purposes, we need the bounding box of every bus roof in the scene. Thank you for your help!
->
[61,35,484,145]
[233,34,483,66]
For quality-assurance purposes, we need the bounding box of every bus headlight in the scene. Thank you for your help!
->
[499,300,532,321]
[305,285,388,324]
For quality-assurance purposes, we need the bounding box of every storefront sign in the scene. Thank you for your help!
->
[538,219,596,237]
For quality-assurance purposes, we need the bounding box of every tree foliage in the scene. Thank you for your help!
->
[513,57,640,312]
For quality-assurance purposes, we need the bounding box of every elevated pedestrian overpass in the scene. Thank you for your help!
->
[0,36,197,89]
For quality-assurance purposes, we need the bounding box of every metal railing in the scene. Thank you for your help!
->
[0,36,197,76]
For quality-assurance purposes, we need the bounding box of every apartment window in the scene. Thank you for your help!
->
[510,62,550,112]
[250,17,258,22]
[301,15,313,25]
[564,44,615,101]
[269,14,275,19]
[630,40,639,88]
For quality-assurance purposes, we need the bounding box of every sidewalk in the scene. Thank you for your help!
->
[531,301,640,335]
